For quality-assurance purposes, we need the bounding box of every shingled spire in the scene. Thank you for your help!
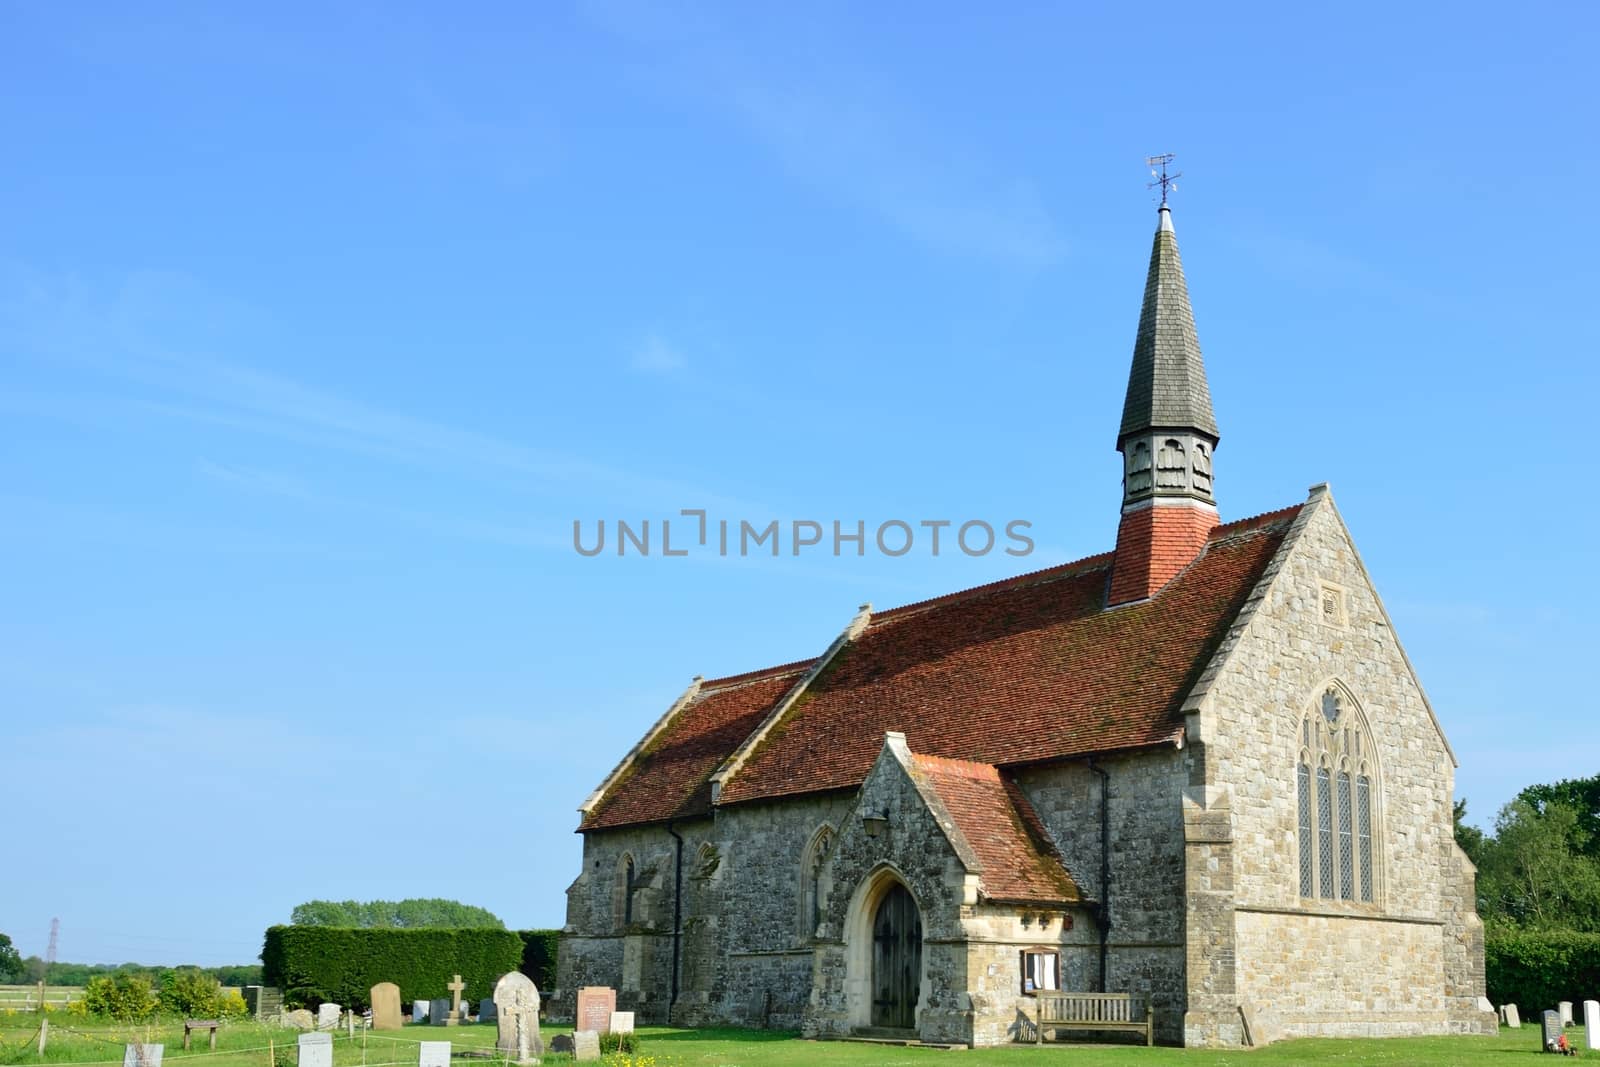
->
[1109,201,1221,605]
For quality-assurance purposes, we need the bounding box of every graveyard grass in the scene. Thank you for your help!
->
[0,1016,1579,1066]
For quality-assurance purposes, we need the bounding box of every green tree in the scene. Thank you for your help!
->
[290,899,503,929]
[0,934,23,983]
[1519,775,1600,859]
[1478,799,1600,930]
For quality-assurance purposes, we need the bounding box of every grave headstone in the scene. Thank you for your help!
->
[298,1032,333,1067]
[548,1035,573,1055]
[1586,1001,1600,1051]
[1561,1002,1574,1028]
[609,1012,634,1036]
[493,971,542,1062]
[575,987,616,1036]
[284,1010,315,1031]
[418,1041,450,1067]
[1505,1004,1521,1028]
[478,998,496,1024]
[413,1001,430,1024]
[430,999,451,1027]
[571,1031,600,1062]
[1543,1009,1563,1050]
[447,974,466,1027]
[123,1044,164,1067]
[371,984,402,1031]
[317,1003,341,1032]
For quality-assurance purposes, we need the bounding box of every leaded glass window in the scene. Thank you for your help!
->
[1298,763,1314,897]
[1358,774,1373,901]
[1317,766,1334,897]
[1337,771,1354,899]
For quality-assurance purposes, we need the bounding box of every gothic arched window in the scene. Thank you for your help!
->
[613,853,639,930]
[1296,685,1379,903]
[799,824,835,938]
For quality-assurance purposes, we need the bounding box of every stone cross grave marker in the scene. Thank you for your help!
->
[1586,1001,1600,1051]
[493,972,542,1061]
[572,1031,600,1062]
[1561,1002,1574,1028]
[123,1045,164,1067]
[447,975,466,1026]
[1543,1010,1563,1050]
[371,983,402,1031]
[575,987,616,1036]
[430,998,450,1027]
[609,1012,634,1035]
[317,1003,341,1031]
[418,1041,450,1067]
[1505,1004,1521,1028]
[298,1032,332,1067]
[413,1001,429,1024]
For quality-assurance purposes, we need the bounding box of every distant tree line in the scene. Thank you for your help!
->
[1458,774,1600,1008]
[289,898,504,929]
[0,941,262,989]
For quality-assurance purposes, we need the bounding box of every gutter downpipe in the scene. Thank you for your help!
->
[1089,758,1111,992]
[667,821,684,1018]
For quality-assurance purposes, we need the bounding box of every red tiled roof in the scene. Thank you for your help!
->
[911,753,1080,906]
[717,507,1299,806]
[582,505,1301,830]
[580,661,814,830]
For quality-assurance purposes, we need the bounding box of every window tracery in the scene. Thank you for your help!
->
[1297,684,1378,903]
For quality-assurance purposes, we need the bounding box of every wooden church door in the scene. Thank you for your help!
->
[871,883,922,1029]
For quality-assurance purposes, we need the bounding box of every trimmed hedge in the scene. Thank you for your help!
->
[516,930,560,991]
[261,926,523,1010]
[1485,930,1600,1012]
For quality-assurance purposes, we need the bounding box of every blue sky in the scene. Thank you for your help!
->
[3,2,1596,966]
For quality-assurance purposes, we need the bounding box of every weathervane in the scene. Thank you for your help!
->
[1147,153,1181,205]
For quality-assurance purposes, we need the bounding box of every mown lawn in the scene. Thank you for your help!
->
[0,1016,1574,1067]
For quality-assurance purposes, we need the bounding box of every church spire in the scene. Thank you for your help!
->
[1108,195,1222,606]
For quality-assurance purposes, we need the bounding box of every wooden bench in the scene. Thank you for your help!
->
[1034,992,1152,1046]
[182,1020,220,1051]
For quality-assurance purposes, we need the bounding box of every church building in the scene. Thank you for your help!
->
[555,199,1495,1047]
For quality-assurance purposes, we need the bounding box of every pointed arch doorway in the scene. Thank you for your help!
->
[870,883,922,1029]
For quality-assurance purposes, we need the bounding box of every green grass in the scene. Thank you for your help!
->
[0,1016,1575,1067]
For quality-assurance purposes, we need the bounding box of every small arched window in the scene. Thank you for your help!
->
[799,824,835,938]
[1296,685,1379,902]
[613,853,639,930]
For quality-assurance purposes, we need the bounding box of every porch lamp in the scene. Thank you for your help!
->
[862,808,889,837]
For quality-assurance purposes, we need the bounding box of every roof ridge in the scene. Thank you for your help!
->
[913,752,1002,779]
[874,550,1115,622]
[699,657,816,689]
[1208,503,1303,540]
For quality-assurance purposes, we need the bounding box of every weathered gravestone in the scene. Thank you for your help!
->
[284,1010,315,1031]
[447,974,466,1026]
[571,1031,600,1063]
[1561,1002,1574,1028]
[317,1003,341,1032]
[1505,1004,1521,1028]
[371,984,402,1031]
[493,972,542,1060]
[413,1001,429,1024]
[298,1032,332,1067]
[418,1041,450,1067]
[575,987,616,1036]
[1586,1001,1600,1051]
[547,1036,573,1055]
[609,1012,634,1036]
[430,999,451,1027]
[1544,1010,1563,1050]
[123,1044,163,1067]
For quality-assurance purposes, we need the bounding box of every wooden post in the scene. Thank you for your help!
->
[38,1017,48,1055]
[268,1037,275,1067]
[210,1024,217,1051]
[1145,1004,1154,1047]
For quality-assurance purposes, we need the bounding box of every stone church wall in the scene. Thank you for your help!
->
[1015,748,1190,1045]
[1185,492,1495,1041]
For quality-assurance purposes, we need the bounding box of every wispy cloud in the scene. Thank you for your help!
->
[631,333,687,374]
[583,2,1063,267]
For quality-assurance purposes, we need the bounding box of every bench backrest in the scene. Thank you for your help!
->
[1038,992,1139,1023]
